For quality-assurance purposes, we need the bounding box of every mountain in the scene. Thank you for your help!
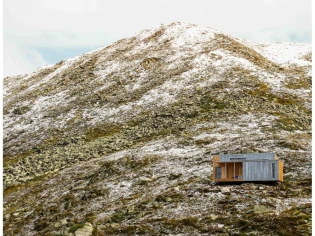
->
[3,22,312,235]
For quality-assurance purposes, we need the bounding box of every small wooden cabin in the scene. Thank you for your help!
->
[213,153,283,182]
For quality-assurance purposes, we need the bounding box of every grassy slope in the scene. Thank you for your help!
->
[3,23,312,235]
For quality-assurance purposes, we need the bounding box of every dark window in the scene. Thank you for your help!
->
[230,158,246,160]
[216,167,221,179]
[272,163,276,178]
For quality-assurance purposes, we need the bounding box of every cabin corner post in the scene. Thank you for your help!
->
[278,160,284,182]
[212,156,215,181]
[212,155,220,181]
[234,162,235,179]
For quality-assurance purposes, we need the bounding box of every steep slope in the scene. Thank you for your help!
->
[3,22,312,235]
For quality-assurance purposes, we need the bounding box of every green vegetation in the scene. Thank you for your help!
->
[68,223,85,233]
[3,23,311,236]
[110,211,127,223]
[232,204,311,235]
[215,33,280,71]
[168,173,182,180]
[155,191,185,203]
[200,96,227,111]
[275,115,305,131]
[12,106,31,115]
[285,76,311,89]
[303,52,312,62]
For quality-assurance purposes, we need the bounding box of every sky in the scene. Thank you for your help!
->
[3,0,312,77]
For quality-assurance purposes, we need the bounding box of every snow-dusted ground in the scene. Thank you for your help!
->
[236,37,311,67]
[4,23,311,155]
[3,132,311,234]
[3,22,311,235]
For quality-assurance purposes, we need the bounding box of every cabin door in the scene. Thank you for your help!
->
[216,167,221,179]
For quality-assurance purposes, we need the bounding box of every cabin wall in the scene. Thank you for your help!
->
[243,160,279,181]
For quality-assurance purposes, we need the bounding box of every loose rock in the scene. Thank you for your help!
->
[221,187,230,194]
[74,222,93,236]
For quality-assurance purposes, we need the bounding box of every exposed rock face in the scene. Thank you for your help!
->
[3,22,312,235]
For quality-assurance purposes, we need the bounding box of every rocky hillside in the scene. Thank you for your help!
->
[3,22,312,235]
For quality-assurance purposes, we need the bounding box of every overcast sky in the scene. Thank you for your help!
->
[3,0,312,77]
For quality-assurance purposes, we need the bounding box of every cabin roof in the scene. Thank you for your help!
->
[216,153,277,161]
[215,160,278,163]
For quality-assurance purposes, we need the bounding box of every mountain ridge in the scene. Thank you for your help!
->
[3,22,312,235]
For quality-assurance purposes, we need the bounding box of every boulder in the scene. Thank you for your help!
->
[54,221,62,228]
[110,223,119,228]
[139,177,153,182]
[74,222,93,236]
[166,197,173,202]
[61,218,68,226]
[210,214,218,221]
[221,187,230,194]
[4,214,10,221]
[253,205,267,214]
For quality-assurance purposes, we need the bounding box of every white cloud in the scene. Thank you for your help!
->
[3,39,48,77]
[40,0,101,13]
[3,0,312,77]
[4,0,311,44]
